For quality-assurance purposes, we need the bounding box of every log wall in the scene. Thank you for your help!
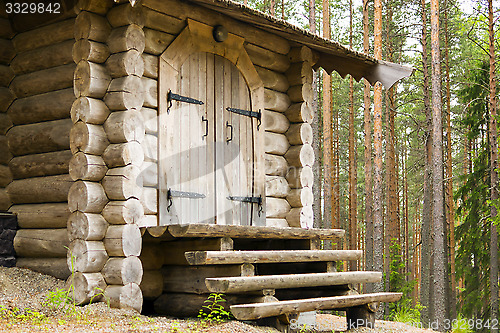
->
[67,0,145,312]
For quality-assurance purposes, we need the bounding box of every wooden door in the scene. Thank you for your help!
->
[161,52,261,226]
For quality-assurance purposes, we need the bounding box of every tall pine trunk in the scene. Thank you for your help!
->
[430,0,448,326]
[363,0,374,292]
[488,0,498,328]
[420,0,433,323]
[372,0,384,310]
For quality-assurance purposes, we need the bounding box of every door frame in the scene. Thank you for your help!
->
[158,19,266,226]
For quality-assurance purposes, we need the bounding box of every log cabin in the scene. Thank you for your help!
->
[0,0,412,328]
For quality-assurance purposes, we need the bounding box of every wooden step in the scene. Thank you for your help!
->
[185,250,363,265]
[145,224,345,241]
[230,292,403,320]
[205,271,382,293]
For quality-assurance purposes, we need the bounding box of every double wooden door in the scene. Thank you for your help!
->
[161,52,262,226]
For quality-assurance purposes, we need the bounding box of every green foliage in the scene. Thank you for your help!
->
[0,306,47,326]
[390,300,424,325]
[198,293,234,324]
[452,314,474,333]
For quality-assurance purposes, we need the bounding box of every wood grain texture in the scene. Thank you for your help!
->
[6,174,72,204]
[10,203,70,228]
[11,40,74,75]
[13,19,74,52]
[16,258,70,279]
[10,64,76,98]
[68,180,108,213]
[14,229,69,258]
[9,150,72,179]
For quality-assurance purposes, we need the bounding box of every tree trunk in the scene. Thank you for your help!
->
[363,0,373,293]
[489,0,498,329]
[430,0,448,327]
[373,0,384,310]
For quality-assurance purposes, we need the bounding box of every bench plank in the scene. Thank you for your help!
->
[230,292,403,320]
[206,271,382,293]
[185,250,363,265]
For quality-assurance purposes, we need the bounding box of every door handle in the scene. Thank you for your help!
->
[226,121,233,143]
[202,116,208,138]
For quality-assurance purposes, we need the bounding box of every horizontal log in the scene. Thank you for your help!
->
[102,165,143,200]
[10,203,70,228]
[0,188,11,210]
[264,89,290,112]
[12,19,74,53]
[9,88,75,125]
[7,119,71,156]
[285,144,314,167]
[0,165,12,187]
[140,187,157,215]
[266,218,288,228]
[141,77,158,108]
[9,150,72,179]
[7,174,72,204]
[107,3,145,27]
[0,87,15,112]
[0,114,12,135]
[154,292,269,318]
[102,256,143,285]
[72,39,110,64]
[107,24,146,54]
[75,11,111,42]
[138,215,157,228]
[140,161,158,187]
[286,62,313,86]
[142,7,184,34]
[68,180,108,213]
[264,132,289,155]
[71,97,110,125]
[0,65,14,87]
[207,271,383,294]
[0,39,15,65]
[16,257,70,280]
[265,153,288,176]
[162,265,248,294]
[102,198,144,225]
[103,142,144,168]
[74,61,111,99]
[10,64,75,98]
[265,175,290,198]
[264,110,289,134]
[106,49,144,78]
[244,43,290,73]
[288,83,313,103]
[104,110,145,143]
[161,237,233,265]
[142,107,158,134]
[104,224,142,257]
[75,0,113,15]
[286,206,313,228]
[71,272,107,305]
[0,136,12,165]
[233,293,402,321]
[11,40,74,75]
[70,122,109,155]
[255,67,289,92]
[286,123,313,145]
[104,283,142,312]
[69,152,107,181]
[68,239,108,273]
[186,250,363,265]
[68,211,109,241]
[140,270,163,300]
[288,46,314,64]
[286,166,313,189]
[140,243,164,270]
[14,228,69,258]
[142,53,158,79]
[287,187,314,208]
[285,102,313,123]
[144,28,175,55]
[266,197,291,218]
[144,0,290,54]
[104,76,144,111]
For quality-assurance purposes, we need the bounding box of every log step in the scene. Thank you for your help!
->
[205,271,382,293]
[230,292,403,320]
[185,250,363,265]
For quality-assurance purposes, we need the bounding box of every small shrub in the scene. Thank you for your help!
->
[198,293,234,324]
[452,314,473,333]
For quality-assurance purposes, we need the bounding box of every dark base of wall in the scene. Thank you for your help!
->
[0,213,17,267]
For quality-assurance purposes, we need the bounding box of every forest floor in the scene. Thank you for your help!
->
[0,267,438,333]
